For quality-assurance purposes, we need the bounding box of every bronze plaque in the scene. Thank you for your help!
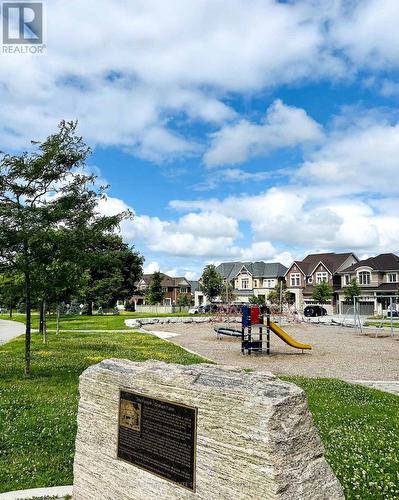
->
[117,390,197,491]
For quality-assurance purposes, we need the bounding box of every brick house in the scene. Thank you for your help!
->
[285,253,358,314]
[134,273,192,306]
[337,253,399,315]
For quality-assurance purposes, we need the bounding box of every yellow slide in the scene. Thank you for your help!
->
[270,322,312,350]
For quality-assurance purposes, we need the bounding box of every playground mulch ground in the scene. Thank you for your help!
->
[143,321,399,381]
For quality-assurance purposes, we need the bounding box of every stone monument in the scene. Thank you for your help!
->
[73,359,344,499]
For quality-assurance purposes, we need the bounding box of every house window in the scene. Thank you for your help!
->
[265,279,275,288]
[388,273,397,283]
[344,275,350,285]
[290,273,301,286]
[316,272,328,284]
[253,280,258,288]
[358,271,371,285]
[241,279,249,289]
[308,277,313,284]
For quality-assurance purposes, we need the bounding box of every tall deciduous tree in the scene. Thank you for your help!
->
[0,121,130,375]
[201,265,223,302]
[84,235,143,314]
[145,271,165,305]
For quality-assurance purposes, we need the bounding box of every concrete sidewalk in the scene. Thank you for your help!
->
[0,319,25,345]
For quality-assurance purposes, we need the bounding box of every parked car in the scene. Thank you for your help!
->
[387,310,399,318]
[199,304,219,314]
[188,307,200,314]
[304,305,327,317]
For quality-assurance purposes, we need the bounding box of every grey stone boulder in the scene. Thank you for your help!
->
[73,360,343,500]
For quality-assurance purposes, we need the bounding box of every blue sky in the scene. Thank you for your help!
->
[2,0,399,278]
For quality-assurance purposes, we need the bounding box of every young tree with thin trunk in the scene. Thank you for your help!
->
[0,121,130,376]
[200,265,223,303]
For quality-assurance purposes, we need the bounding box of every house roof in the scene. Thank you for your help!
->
[189,280,200,292]
[216,261,287,280]
[287,253,356,276]
[341,253,399,273]
[140,273,190,288]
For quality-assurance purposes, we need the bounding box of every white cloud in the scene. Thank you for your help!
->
[331,0,399,70]
[297,117,399,195]
[204,100,324,167]
[0,0,343,158]
[143,261,160,274]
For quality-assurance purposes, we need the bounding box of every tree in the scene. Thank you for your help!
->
[176,293,192,307]
[145,271,165,305]
[249,295,265,305]
[220,283,237,304]
[312,281,333,304]
[200,265,223,302]
[268,280,293,307]
[84,235,143,314]
[344,278,361,303]
[0,272,24,317]
[0,121,130,375]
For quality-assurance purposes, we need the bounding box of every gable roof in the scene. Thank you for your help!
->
[216,261,287,280]
[286,253,357,276]
[341,253,399,273]
[140,273,190,288]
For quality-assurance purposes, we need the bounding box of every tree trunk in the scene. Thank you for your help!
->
[24,272,31,377]
[87,301,93,316]
[56,303,60,335]
[42,299,47,345]
[39,299,44,334]
[9,303,12,319]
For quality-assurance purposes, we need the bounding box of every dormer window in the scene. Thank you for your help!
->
[316,272,328,284]
[388,273,397,283]
[358,271,371,285]
[308,277,313,284]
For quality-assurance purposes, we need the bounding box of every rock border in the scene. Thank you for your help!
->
[124,316,240,328]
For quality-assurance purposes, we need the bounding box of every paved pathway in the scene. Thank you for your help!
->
[347,380,399,396]
[0,485,72,499]
[0,319,25,345]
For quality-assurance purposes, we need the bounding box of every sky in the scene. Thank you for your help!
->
[2,0,399,279]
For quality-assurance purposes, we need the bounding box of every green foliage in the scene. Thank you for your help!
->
[283,377,399,500]
[220,284,237,303]
[312,281,333,303]
[176,294,192,306]
[0,329,206,493]
[145,271,165,305]
[267,280,292,305]
[248,295,265,305]
[345,278,361,303]
[0,121,132,373]
[84,235,143,312]
[200,265,223,302]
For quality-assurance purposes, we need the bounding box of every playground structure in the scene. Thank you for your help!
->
[352,295,398,337]
[215,305,312,355]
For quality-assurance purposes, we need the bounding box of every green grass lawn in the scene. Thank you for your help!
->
[0,311,196,331]
[283,377,399,500]
[364,321,399,328]
[0,330,205,494]
[0,331,398,499]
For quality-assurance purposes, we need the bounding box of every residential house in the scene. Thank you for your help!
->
[133,273,192,307]
[285,252,358,314]
[194,261,287,306]
[337,253,399,315]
